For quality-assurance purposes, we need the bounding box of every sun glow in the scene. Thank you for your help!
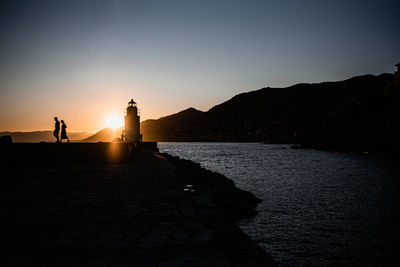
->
[105,114,124,129]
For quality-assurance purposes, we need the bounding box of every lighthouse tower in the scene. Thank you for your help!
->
[125,99,140,143]
[395,63,400,82]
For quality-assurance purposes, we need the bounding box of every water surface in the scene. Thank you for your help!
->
[159,143,400,266]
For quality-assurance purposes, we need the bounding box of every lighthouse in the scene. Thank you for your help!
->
[395,63,400,81]
[125,99,140,143]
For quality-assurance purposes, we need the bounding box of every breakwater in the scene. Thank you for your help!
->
[0,142,158,164]
[2,143,276,266]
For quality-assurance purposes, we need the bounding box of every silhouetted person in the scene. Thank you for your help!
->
[53,117,60,143]
[120,130,125,142]
[60,120,70,143]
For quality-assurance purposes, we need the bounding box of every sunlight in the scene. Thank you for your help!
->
[105,114,123,129]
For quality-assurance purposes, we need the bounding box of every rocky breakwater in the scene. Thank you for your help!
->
[161,153,261,219]
[3,148,276,266]
[161,153,275,266]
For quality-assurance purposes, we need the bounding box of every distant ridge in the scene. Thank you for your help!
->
[137,73,399,151]
[141,108,204,142]
[82,127,123,142]
[81,73,400,151]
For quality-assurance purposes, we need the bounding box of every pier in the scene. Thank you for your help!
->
[2,143,276,266]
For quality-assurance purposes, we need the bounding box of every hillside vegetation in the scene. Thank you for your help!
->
[140,74,399,151]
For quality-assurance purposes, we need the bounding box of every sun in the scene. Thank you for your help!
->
[105,114,123,129]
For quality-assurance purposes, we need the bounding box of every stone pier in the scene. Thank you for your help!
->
[1,144,276,266]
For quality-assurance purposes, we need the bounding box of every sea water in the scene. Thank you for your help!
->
[159,142,400,266]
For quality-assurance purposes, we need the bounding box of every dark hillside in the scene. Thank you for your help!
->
[141,108,204,141]
[140,73,399,151]
[83,127,123,142]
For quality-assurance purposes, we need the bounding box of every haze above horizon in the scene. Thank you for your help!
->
[1,0,399,132]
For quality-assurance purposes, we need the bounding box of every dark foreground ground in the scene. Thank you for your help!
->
[1,146,276,266]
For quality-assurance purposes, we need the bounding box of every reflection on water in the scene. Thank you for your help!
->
[159,143,400,266]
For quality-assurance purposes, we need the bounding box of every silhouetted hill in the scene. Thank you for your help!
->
[83,108,204,143]
[141,73,400,151]
[83,127,123,142]
[0,131,91,142]
[142,108,205,142]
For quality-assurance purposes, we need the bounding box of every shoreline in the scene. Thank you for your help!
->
[2,143,276,266]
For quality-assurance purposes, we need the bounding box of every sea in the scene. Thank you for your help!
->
[159,142,400,266]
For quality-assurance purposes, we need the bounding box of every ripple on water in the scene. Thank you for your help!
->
[159,143,400,266]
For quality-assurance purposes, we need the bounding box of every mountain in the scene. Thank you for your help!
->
[82,127,123,142]
[83,109,204,143]
[141,107,205,142]
[82,73,400,151]
[3,73,398,149]
[0,131,92,142]
[139,73,400,151]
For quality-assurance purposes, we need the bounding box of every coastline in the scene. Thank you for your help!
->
[2,143,276,266]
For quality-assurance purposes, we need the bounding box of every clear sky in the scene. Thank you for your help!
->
[1,0,399,132]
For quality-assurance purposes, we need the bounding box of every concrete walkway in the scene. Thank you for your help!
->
[2,151,276,266]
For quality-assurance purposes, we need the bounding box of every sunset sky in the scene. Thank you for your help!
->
[1,0,399,132]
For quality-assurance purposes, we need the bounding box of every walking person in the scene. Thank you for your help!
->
[60,120,70,143]
[53,117,60,143]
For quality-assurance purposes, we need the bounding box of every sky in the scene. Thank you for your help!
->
[1,0,399,132]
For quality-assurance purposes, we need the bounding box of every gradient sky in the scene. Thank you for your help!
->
[1,0,399,132]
